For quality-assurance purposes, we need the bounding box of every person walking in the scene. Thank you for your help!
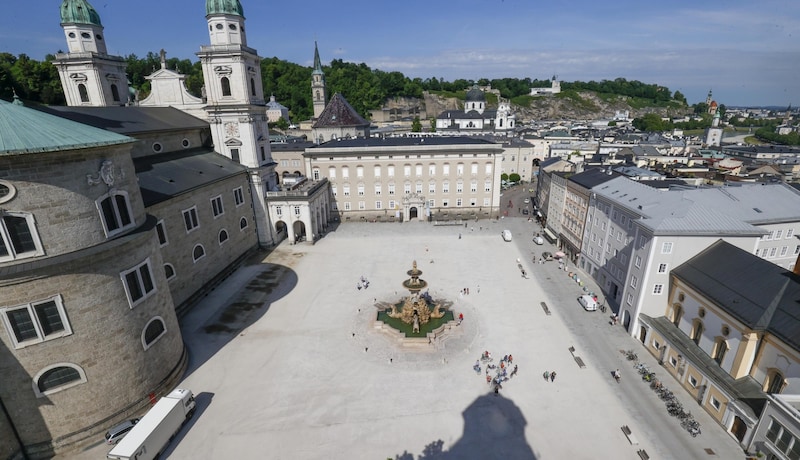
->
[550,371,557,382]
[543,370,550,381]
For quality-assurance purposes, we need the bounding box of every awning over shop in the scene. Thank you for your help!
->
[543,227,557,243]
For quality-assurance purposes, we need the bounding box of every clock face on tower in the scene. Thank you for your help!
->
[224,122,240,138]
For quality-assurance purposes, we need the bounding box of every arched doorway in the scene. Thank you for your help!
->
[409,207,418,220]
[275,221,287,240]
[292,221,307,242]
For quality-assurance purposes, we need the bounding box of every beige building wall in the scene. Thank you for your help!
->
[305,141,503,222]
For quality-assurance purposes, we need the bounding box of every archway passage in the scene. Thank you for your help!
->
[275,220,287,239]
[409,207,418,220]
[292,221,307,242]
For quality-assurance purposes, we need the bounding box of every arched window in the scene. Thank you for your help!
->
[192,244,206,262]
[142,317,167,350]
[164,263,175,280]
[240,217,248,230]
[111,84,120,102]
[250,78,256,96]
[766,369,786,394]
[78,84,89,103]
[219,229,229,244]
[34,363,86,397]
[221,77,232,97]
[671,304,683,327]
[98,191,134,237]
[690,319,704,345]
[712,338,728,365]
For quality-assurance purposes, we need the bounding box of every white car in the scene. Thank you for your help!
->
[533,235,544,245]
[502,230,512,242]
[578,295,598,311]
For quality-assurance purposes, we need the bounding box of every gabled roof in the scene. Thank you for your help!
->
[40,106,209,135]
[312,93,368,129]
[672,240,800,352]
[0,97,132,155]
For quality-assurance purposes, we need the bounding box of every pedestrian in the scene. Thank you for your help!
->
[458,312,464,325]
[466,287,470,295]
[511,364,518,377]
[509,354,513,364]
[494,385,499,396]
[477,284,480,293]
[543,370,550,381]
[458,233,462,239]
[550,371,557,382]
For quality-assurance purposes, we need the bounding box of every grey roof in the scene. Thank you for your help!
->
[437,109,498,120]
[312,93,369,129]
[568,168,620,189]
[134,149,247,207]
[465,85,486,102]
[309,136,498,150]
[672,240,800,352]
[40,106,209,135]
[0,97,133,155]
[593,177,800,235]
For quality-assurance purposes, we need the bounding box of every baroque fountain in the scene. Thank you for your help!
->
[375,261,456,347]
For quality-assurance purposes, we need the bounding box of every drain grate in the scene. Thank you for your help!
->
[704,448,716,455]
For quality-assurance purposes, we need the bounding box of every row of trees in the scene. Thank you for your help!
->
[3,52,685,122]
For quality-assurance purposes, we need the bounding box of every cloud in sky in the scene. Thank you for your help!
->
[3,0,798,106]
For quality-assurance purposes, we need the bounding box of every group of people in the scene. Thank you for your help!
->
[542,370,558,382]
[475,352,519,395]
[356,275,370,290]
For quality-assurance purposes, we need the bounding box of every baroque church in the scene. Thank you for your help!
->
[0,1,292,458]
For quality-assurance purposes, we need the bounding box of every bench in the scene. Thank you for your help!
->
[574,356,586,368]
[540,302,551,315]
[621,425,639,445]
[637,450,649,460]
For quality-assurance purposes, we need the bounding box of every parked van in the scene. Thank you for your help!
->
[104,418,139,444]
[578,295,598,311]
[502,230,512,242]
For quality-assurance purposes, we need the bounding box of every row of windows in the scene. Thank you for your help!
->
[323,163,493,180]
[763,228,796,241]
[1,292,167,354]
[333,198,491,211]
[766,418,800,459]
[181,188,245,235]
[331,181,492,196]
[756,245,800,259]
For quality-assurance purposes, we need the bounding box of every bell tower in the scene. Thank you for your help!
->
[198,0,277,246]
[54,0,130,106]
[311,41,328,119]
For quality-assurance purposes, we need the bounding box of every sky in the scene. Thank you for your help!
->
[3,0,800,107]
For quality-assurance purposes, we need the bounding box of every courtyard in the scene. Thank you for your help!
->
[72,219,746,459]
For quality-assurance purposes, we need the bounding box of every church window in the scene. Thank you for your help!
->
[215,23,223,30]
[142,317,167,350]
[221,77,232,97]
[192,244,206,263]
[96,34,103,41]
[111,84,120,102]
[68,32,76,38]
[219,229,229,245]
[250,78,256,96]
[34,364,86,397]
[230,148,239,162]
[229,24,237,30]
[81,32,90,39]
[0,212,43,262]
[240,217,248,230]
[121,259,156,308]
[98,191,134,237]
[164,263,176,281]
[78,84,89,103]
[1,295,72,348]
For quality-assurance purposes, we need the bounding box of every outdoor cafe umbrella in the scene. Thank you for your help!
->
[554,251,566,258]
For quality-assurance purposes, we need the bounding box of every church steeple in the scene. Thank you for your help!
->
[55,0,129,106]
[311,41,327,119]
[205,0,247,46]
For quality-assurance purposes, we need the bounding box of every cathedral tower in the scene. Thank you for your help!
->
[54,0,130,106]
[311,41,328,119]
[198,0,278,246]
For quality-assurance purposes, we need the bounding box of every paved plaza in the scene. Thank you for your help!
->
[70,217,746,459]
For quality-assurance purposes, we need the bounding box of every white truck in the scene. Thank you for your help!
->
[107,389,196,460]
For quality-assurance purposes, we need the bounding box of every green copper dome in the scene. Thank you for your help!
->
[206,0,244,16]
[60,0,102,26]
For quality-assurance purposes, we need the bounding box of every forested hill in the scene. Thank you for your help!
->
[0,52,690,121]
